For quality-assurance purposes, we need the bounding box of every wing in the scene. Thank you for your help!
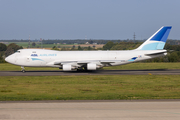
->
[47,60,122,71]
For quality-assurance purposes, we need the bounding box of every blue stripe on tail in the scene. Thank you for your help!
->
[137,26,172,50]
[150,26,171,42]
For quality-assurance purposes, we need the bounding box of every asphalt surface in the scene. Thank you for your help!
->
[0,100,180,120]
[0,69,180,76]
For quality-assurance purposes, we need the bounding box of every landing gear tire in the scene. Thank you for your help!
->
[21,66,26,73]
[77,68,83,72]
[77,67,88,72]
[84,67,88,71]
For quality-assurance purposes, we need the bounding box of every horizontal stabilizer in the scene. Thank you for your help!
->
[145,51,167,56]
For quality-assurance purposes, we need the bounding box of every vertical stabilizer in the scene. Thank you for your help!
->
[136,26,172,50]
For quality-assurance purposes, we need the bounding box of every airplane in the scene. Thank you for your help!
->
[5,26,172,72]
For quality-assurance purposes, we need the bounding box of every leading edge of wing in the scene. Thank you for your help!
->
[53,60,122,65]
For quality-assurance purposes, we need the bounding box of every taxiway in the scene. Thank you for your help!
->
[0,69,180,76]
[0,100,180,120]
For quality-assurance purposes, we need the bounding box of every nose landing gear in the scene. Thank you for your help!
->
[21,66,26,73]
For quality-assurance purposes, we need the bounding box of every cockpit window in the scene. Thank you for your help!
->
[32,51,36,53]
[16,51,20,53]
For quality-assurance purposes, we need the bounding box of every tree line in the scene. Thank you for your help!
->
[1,39,180,45]
[102,41,180,62]
[0,43,23,63]
[51,45,97,51]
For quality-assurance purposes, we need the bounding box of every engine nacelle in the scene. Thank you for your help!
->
[63,64,74,71]
[87,63,97,70]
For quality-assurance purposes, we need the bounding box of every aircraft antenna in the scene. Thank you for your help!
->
[133,32,136,40]
[40,38,42,49]
[28,35,30,48]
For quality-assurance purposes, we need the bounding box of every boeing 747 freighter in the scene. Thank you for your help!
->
[5,26,172,72]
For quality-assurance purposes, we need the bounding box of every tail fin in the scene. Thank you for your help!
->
[136,26,172,50]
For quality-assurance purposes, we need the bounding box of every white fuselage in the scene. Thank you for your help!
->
[5,49,167,68]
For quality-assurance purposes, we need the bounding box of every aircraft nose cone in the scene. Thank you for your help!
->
[5,55,15,64]
[5,57,9,62]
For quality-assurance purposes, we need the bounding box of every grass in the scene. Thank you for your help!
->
[9,42,56,48]
[1,63,180,101]
[0,63,58,71]
[0,75,180,101]
[1,62,180,71]
[104,62,180,70]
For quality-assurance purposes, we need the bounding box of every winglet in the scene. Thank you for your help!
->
[136,26,172,50]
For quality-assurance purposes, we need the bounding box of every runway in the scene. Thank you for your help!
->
[0,69,180,76]
[0,100,180,120]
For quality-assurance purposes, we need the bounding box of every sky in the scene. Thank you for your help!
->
[0,0,179,40]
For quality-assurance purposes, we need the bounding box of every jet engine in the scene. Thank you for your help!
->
[87,63,97,70]
[62,64,75,71]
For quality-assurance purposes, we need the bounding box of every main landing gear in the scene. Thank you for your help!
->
[76,67,88,72]
[21,66,26,73]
